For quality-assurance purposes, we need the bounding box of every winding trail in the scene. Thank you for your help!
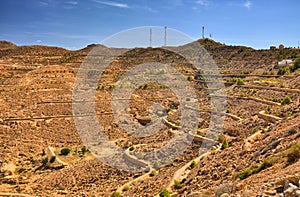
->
[48,146,69,166]
[0,192,34,197]
[116,170,155,193]
[166,145,221,192]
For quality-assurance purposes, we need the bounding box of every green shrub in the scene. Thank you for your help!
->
[281,96,292,105]
[149,170,157,177]
[129,146,134,151]
[17,168,26,173]
[190,160,196,168]
[243,69,251,74]
[137,152,144,160]
[238,159,273,180]
[81,146,87,155]
[174,180,182,189]
[111,191,121,197]
[49,156,56,163]
[60,148,71,156]
[198,69,204,74]
[290,58,300,72]
[221,138,229,150]
[287,144,300,163]
[153,161,160,169]
[227,78,245,85]
[122,185,129,191]
[264,106,272,114]
[159,189,170,197]
[41,157,48,165]
[278,66,290,75]
[237,78,245,85]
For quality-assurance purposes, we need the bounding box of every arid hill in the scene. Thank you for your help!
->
[0,39,299,196]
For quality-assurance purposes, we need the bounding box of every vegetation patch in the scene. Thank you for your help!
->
[286,143,300,163]
[111,191,121,197]
[60,148,71,156]
[159,189,170,197]
[238,159,274,180]
[190,160,196,168]
[280,96,292,105]
[174,179,182,189]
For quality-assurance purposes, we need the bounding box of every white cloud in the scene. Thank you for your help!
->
[243,1,252,9]
[66,1,78,5]
[36,40,42,43]
[195,0,210,6]
[38,1,49,6]
[92,0,129,8]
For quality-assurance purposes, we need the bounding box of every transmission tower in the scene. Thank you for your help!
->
[150,28,152,47]
[164,26,167,46]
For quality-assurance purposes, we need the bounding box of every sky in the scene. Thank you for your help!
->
[0,0,299,49]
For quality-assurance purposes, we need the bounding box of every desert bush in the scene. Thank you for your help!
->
[49,156,56,163]
[190,160,196,168]
[137,152,144,160]
[17,168,27,173]
[41,157,48,165]
[174,180,182,189]
[221,138,229,150]
[159,189,170,197]
[280,83,285,88]
[277,66,290,75]
[129,146,134,151]
[281,96,292,105]
[238,159,272,180]
[287,144,300,163]
[149,170,157,177]
[243,69,251,74]
[111,191,121,197]
[122,185,129,191]
[198,69,204,74]
[264,106,272,114]
[236,78,245,85]
[81,146,87,155]
[60,148,71,156]
[153,161,160,169]
[290,58,300,72]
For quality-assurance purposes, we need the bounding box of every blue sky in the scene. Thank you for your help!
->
[0,0,299,49]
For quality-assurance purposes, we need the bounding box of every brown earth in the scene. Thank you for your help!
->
[0,39,299,196]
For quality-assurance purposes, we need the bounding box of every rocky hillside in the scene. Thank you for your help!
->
[0,40,299,197]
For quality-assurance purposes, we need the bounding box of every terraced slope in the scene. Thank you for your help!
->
[0,40,299,196]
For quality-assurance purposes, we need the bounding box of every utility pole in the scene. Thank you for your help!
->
[202,26,205,39]
[150,28,152,47]
[164,26,167,46]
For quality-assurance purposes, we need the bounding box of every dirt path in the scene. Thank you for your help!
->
[166,145,221,193]
[116,170,155,193]
[48,146,69,166]
[0,192,34,197]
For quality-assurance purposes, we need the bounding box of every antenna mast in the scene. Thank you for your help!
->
[202,26,205,39]
[164,26,167,46]
[150,28,152,47]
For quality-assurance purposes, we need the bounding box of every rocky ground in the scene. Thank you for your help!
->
[0,39,299,196]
